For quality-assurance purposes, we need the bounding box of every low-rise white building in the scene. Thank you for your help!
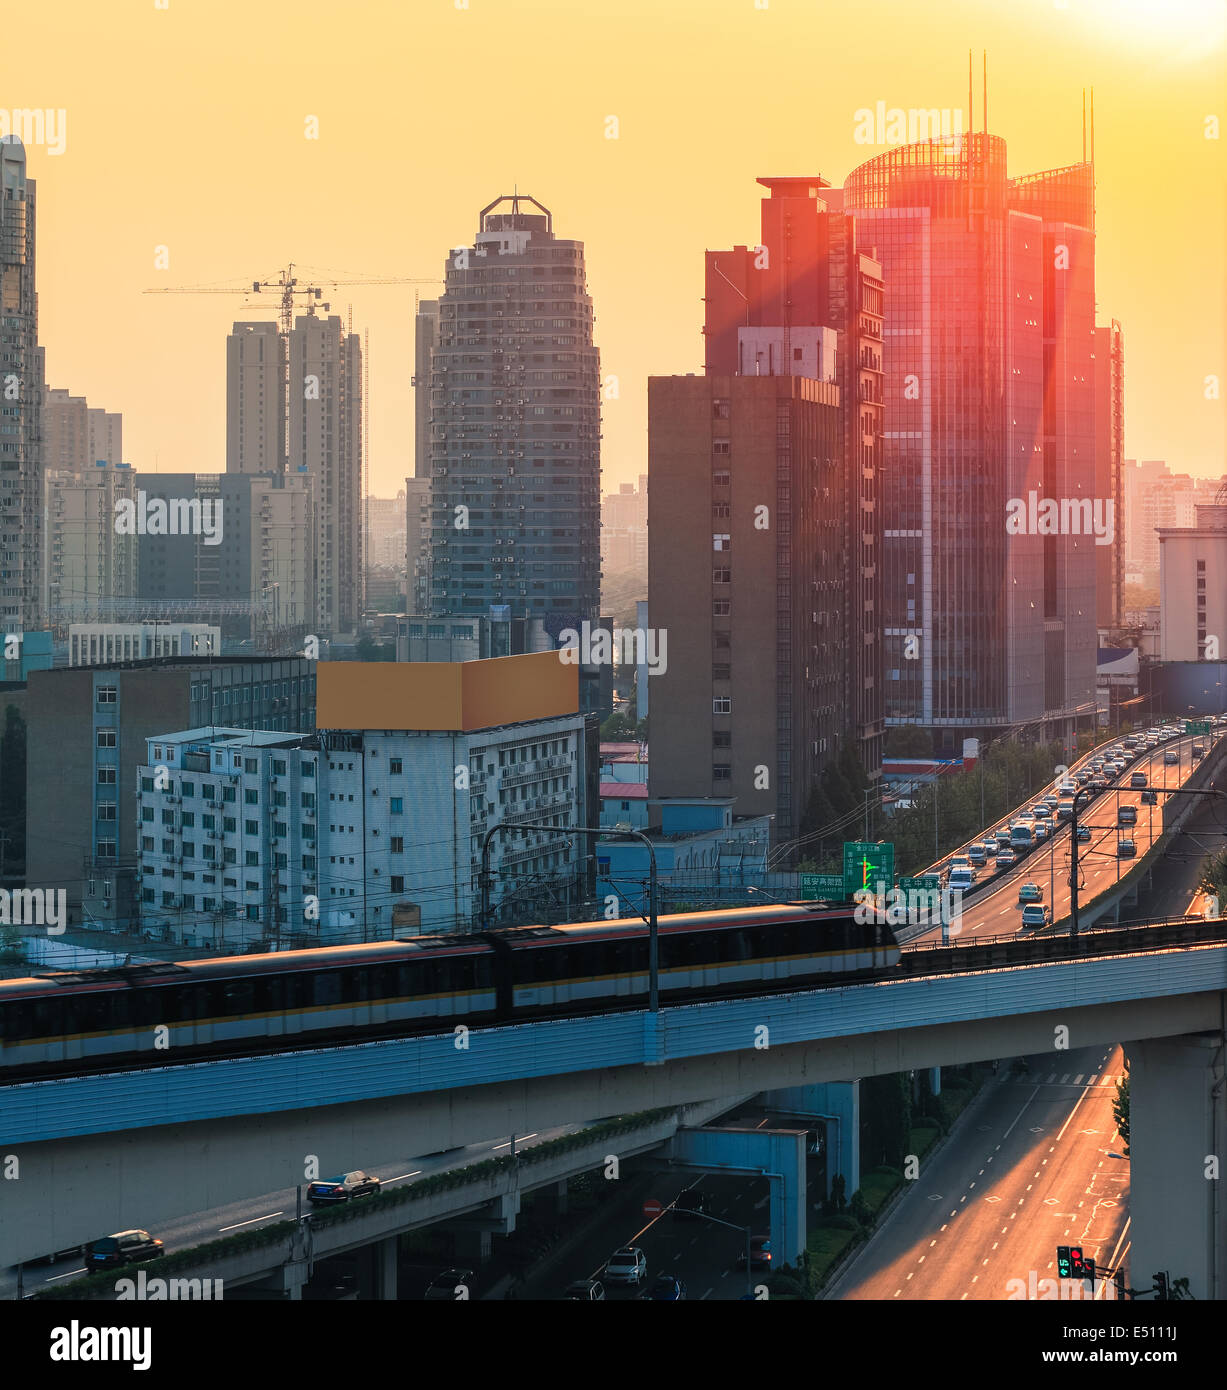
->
[136,706,594,949]
[69,623,221,667]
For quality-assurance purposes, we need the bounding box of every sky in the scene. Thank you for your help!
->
[7,0,1226,496]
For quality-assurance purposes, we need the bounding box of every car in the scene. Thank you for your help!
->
[737,1236,773,1270]
[1118,805,1137,826]
[1017,883,1043,904]
[948,855,972,874]
[85,1230,164,1273]
[1033,804,1054,819]
[674,1188,710,1219]
[1042,795,1060,811]
[1089,776,1108,791]
[1164,750,1180,765]
[967,844,988,866]
[563,1279,605,1301]
[1117,838,1137,858]
[1140,788,1158,805]
[1020,905,1052,928]
[307,1171,381,1204]
[1056,800,1075,822]
[995,848,1017,868]
[604,1247,648,1286]
[425,1267,474,1301]
[1032,821,1050,842]
[948,867,977,888]
[1056,780,1077,796]
[1129,772,1149,789]
[646,1274,687,1301]
[1076,824,1092,842]
[995,828,1013,848]
[981,839,1000,857]
[1193,744,1206,759]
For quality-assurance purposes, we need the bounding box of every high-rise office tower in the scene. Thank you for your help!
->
[413,299,439,480]
[687,176,885,796]
[1093,320,1124,630]
[43,459,139,621]
[428,195,600,629]
[842,134,1097,744]
[227,321,285,474]
[135,471,312,642]
[43,388,123,471]
[287,313,363,635]
[649,374,845,841]
[0,137,44,631]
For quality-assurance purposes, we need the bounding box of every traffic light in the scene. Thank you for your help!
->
[1153,1272,1168,1301]
[1083,1257,1096,1284]
[1114,1267,1126,1300]
[1069,1246,1085,1277]
[1057,1245,1072,1277]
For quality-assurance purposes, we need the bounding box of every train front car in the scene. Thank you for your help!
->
[494,901,901,1018]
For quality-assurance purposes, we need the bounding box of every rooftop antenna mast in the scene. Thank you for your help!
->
[982,50,988,134]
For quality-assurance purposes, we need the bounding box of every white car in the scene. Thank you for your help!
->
[605,1247,648,1286]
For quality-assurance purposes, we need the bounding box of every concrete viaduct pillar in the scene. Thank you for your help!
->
[761,1082,861,1198]
[1126,1025,1227,1301]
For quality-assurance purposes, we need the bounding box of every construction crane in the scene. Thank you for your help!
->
[144,263,442,334]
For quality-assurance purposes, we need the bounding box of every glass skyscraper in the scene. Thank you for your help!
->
[844,134,1097,741]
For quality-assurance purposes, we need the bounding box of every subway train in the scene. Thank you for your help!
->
[0,903,899,1079]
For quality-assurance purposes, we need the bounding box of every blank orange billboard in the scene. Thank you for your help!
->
[315,651,579,732]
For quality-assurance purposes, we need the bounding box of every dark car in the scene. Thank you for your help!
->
[306,1171,381,1204]
[85,1230,164,1273]
[737,1236,772,1270]
[1140,788,1158,805]
[674,1188,710,1219]
[563,1279,605,1301]
[424,1267,474,1301]
[646,1274,686,1301]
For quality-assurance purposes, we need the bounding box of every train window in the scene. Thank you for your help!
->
[348,969,371,1003]
[474,957,494,990]
[395,964,417,996]
[223,981,254,1016]
[33,998,60,1038]
[285,972,311,1010]
[2,1000,31,1041]
[729,929,753,962]
[108,992,131,1031]
[313,973,342,1007]
[255,976,283,1012]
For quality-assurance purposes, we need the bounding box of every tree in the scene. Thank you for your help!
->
[1113,1060,1130,1156]
[885,724,931,758]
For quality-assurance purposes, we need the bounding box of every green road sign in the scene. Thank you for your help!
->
[800,872,844,901]
[843,841,895,898]
[898,874,941,893]
[1185,720,1212,735]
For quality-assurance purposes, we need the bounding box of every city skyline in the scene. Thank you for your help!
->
[5,0,1223,496]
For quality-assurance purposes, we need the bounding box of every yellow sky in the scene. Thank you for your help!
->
[7,0,1225,495]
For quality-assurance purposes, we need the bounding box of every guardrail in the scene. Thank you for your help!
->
[898,913,1227,974]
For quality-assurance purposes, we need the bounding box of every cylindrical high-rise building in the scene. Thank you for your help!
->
[0,137,44,631]
[428,195,600,633]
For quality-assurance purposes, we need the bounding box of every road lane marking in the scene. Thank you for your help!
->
[45,1269,87,1282]
[387,1172,422,1182]
[220,1212,283,1231]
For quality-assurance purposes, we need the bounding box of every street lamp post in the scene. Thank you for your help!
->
[480,821,660,1013]
[1067,786,1096,942]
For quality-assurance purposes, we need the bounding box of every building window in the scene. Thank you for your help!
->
[96,730,117,749]
[389,758,403,775]
[390,876,405,894]
[713,470,731,487]
[96,686,117,705]
[97,767,116,785]
[713,534,731,552]
[713,399,730,420]
[713,765,732,781]
[390,836,404,854]
[713,568,731,584]
[390,797,404,814]
[713,697,732,714]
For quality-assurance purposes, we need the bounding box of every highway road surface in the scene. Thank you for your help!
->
[826,1045,1131,1301]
